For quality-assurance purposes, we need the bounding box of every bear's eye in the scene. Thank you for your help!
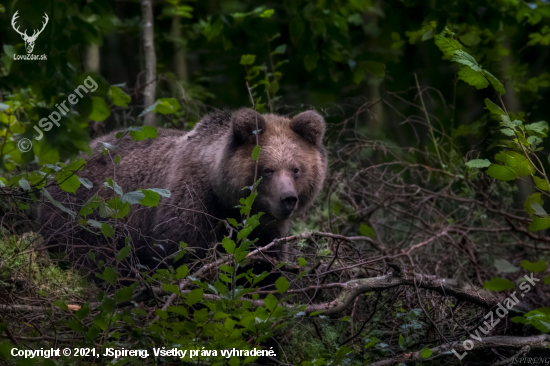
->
[263,168,274,176]
[293,168,300,174]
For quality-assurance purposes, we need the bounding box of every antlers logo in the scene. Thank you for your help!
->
[11,11,49,54]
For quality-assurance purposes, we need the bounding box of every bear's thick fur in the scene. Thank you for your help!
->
[38,109,327,270]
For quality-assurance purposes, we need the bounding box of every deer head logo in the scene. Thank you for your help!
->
[11,11,49,54]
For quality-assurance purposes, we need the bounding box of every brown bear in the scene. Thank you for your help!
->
[38,109,327,272]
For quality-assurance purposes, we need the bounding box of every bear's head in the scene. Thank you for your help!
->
[214,108,328,222]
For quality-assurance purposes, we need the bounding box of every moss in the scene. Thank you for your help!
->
[0,229,95,300]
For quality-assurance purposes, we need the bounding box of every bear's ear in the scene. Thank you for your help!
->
[231,108,266,144]
[290,110,326,145]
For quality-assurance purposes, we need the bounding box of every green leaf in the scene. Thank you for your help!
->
[89,97,111,122]
[78,177,93,189]
[54,300,68,311]
[526,121,549,137]
[529,217,550,231]
[101,223,114,238]
[87,219,102,229]
[298,257,306,266]
[264,293,278,311]
[156,309,168,319]
[96,266,117,285]
[525,193,544,217]
[120,190,146,205]
[107,198,130,219]
[18,178,31,191]
[421,348,433,358]
[483,277,515,291]
[486,165,516,181]
[139,189,161,207]
[457,66,488,89]
[434,31,463,57]
[275,277,289,292]
[252,145,261,161]
[116,246,130,261]
[227,218,239,227]
[104,178,123,195]
[240,54,257,65]
[115,287,134,302]
[452,50,482,72]
[484,98,505,116]
[147,188,170,198]
[187,288,203,306]
[167,306,188,316]
[154,98,181,115]
[222,237,236,254]
[129,126,158,141]
[272,44,286,55]
[42,188,76,218]
[494,259,520,273]
[398,334,404,347]
[359,223,376,238]
[521,260,547,273]
[109,86,131,107]
[500,128,516,136]
[544,275,550,285]
[531,202,547,217]
[162,283,180,294]
[57,171,81,193]
[259,9,274,18]
[459,33,481,46]
[494,151,515,167]
[465,159,491,168]
[421,28,435,41]
[506,151,535,176]
[484,70,505,96]
[176,265,189,279]
[500,115,522,129]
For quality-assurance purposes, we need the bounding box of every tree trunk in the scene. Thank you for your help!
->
[171,15,187,101]
[83,44,100,73]
[141,0,157,126]
[171,16,188,82]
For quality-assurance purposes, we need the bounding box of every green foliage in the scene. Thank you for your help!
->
[421,347,433,358]
[434,29,504,94]
[109,86,131,107]
[440,46,550,233]
[483,277,515,291]
[511,307,550,333]
[465,159,491,168]
[359,223,376,238]
[520,260,548,273]
[89,97,111,122]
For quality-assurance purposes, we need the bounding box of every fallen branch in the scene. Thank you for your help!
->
[152,264,520,317]
[158,232,366,313]
[368,335,550,366]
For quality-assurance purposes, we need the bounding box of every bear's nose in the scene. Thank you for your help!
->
[280,193,298,212]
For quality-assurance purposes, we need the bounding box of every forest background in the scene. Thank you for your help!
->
[1,0,550,365]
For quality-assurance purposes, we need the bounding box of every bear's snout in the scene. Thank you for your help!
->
[280,192,298,216]
[268,171,299,219]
